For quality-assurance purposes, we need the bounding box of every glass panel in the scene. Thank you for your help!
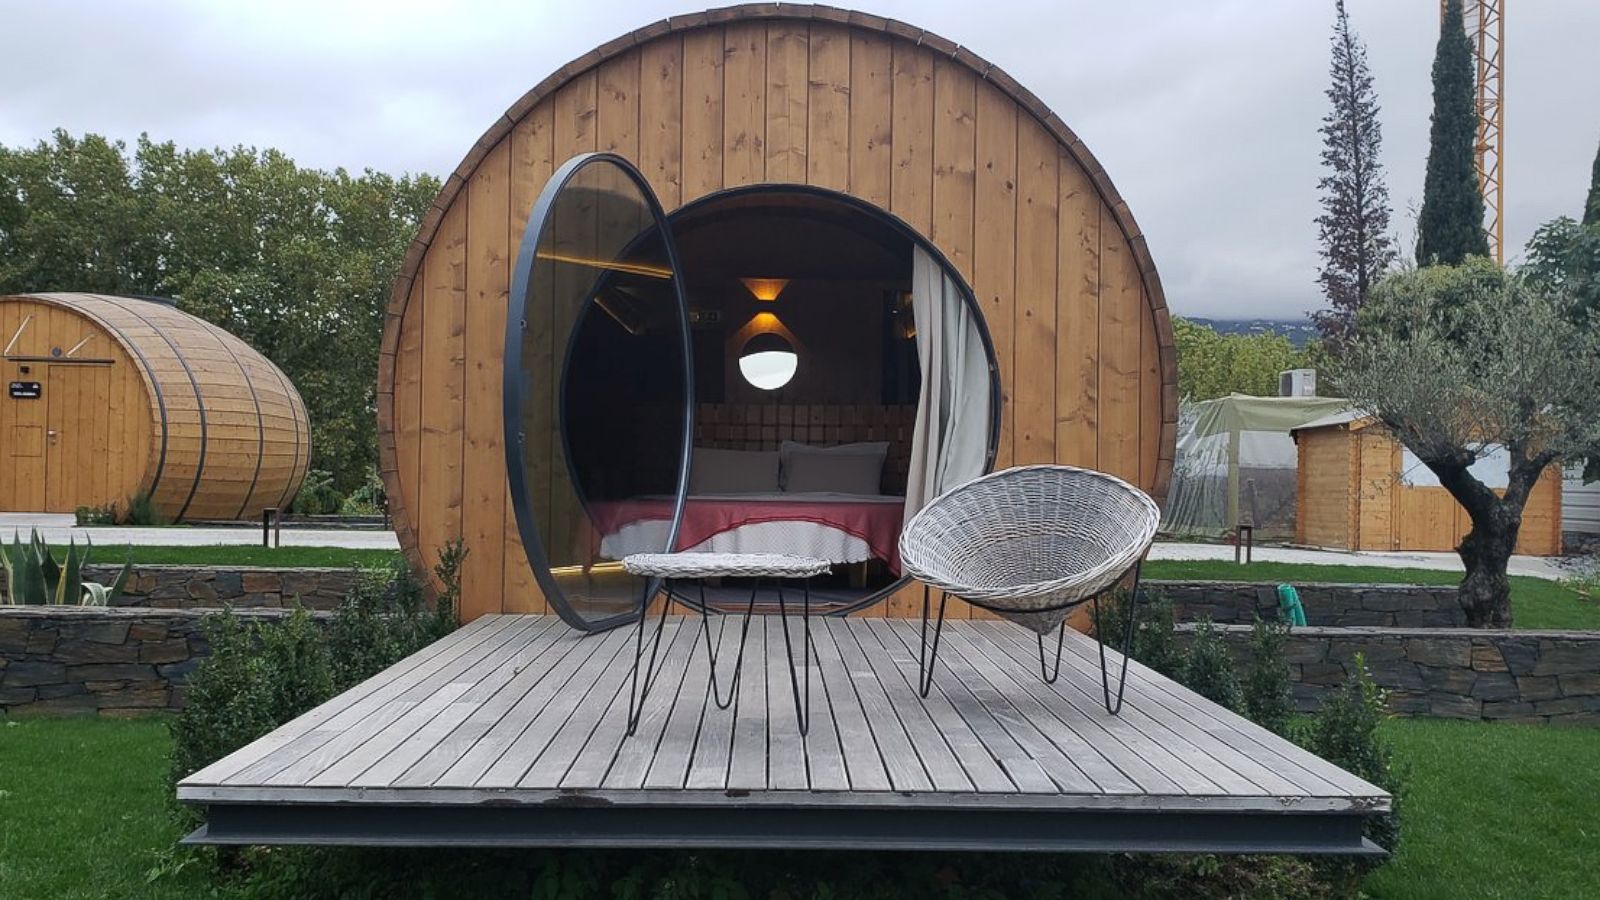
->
[508,155,689,630]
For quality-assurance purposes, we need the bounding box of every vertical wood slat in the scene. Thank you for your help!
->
[1055,159,1101,470]
[888,41,934,235]
[973,82,1017,472]
[805,22,850,192]
[764,21,808,183]
[1097,218,1142,484]
[847,31,892,208]
[722,21,766,187]
[680,27,725,204]
[461,141,511,623]
[639,34,684,209]
[417,203,469,584]
[1012,118,1058,466]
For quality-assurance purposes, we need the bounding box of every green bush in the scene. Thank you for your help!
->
[1100,587,1181,678]
[1298,654,1405,851]
[1178,618,1242,712]
[1243,616,1294,736]
[340,466,388,516]
[74,503,118,526]
[121,490,168,526]
[169,544,463,826]
[168,607,333,823]
[288,468,344,516]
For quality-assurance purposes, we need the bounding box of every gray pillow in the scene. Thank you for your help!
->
[688,447,781,494]
[780,441,888,494]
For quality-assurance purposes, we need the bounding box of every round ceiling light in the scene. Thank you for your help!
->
[738,332,797,390]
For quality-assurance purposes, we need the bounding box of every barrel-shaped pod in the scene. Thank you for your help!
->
[0,293,310,521]
[377,5,1180,620]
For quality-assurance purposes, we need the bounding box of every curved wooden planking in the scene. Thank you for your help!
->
[377,5,1179,619]
[0,293,310,522]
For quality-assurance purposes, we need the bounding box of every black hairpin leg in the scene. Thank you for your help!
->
[1038,622,1068,684]
[774,578,815,736]
[1090,559,1143,715]
[701,578,759,710]
[625,577,675,736]
[917,585,949,698]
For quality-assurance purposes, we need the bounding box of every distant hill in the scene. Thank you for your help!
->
[1187,317,1319,348]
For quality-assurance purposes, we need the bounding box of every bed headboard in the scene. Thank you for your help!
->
[695,403,916,494]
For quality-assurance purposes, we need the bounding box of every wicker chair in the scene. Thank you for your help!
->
[899,464,1161,713]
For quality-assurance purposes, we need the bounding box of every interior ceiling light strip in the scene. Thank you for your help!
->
[536,251,673,280]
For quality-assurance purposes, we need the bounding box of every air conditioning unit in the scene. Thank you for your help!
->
[1278,368,1317,397]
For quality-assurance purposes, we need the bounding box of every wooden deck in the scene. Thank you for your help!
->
[180,615,1388,854]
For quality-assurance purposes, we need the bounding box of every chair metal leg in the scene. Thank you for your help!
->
[917,586,949,698]
[1038,622,1068,684]
[701,579,758,710]
[774,579,814,736]
[625,578,675,736]
[1091,559,1143,715]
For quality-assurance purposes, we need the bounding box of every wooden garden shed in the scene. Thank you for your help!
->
[1,292,310,522]
[1292,411,1562,556]
[377,5,1179,624]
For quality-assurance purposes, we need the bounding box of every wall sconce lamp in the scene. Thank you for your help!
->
[738,331,798,390]
[739,277,790,302]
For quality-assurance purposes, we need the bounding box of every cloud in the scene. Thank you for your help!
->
[2,0,1596,318]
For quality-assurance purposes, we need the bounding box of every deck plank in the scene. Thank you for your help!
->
[182,614,1389,849]
[186,616,509,787]
[860,618,1016,793]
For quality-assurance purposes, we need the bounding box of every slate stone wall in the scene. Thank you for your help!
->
[1156,580,1467,628]
[1192,625,1600,724]
[75,565,362,611]
[0,607,326,716]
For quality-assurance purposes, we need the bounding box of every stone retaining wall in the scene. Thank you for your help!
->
[1195,625,1600,724]
[85,565,361,611]
[1155,580,1467,628]
[0,607,322,716]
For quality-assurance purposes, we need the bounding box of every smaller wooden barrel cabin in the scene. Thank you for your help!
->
[0,293,310,522]
[1292,412,1562,556]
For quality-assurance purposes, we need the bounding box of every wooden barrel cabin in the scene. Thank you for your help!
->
[378,5,1178,625]
[1,292,311,522]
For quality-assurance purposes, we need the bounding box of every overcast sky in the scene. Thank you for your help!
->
[4,1,1598,319]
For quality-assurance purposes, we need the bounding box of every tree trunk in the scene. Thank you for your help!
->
[1456,511,1516,628]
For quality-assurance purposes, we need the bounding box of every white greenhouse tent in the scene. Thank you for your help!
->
[1162,393,1351,540]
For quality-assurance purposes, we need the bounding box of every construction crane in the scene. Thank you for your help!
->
[1443,0,1506,262]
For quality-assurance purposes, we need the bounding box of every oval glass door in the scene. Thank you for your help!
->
[504,153,692,632]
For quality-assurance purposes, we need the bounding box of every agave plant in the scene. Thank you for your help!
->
[0,530,131,606]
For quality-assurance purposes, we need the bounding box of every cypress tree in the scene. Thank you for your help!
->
[1314,0,1394,343]
[1584,137,1600,226]
[1416,0,1489,265]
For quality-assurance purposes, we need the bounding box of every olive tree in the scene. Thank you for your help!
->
[1331,259,1600,627]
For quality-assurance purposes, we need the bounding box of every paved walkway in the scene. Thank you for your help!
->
[1,513,1577,580]
[0,513,400,551]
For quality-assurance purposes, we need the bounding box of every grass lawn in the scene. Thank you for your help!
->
[87,544,401,570]
[0,717,228,900]
[2,716,1596,898]
[1144,559,1600,630]
[1368,718,1600,899]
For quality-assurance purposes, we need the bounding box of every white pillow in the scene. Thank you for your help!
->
[780,441,889,494]
[688,447,781,494]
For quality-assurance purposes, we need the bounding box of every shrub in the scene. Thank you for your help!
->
[326,542,460,690]
[1178,618,1243,712]
[1100,586,1181,678]
[1243,616,1294,736]
[1298,654,1405,851]
[340,466,388,516]
[121,490,168,526]
[168,607,333,822]
[74,503,118,526]
[289,469,344,516]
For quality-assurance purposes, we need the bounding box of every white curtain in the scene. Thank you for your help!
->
[905,246,991,522]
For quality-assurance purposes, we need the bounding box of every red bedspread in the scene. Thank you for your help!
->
[591,495,904,573]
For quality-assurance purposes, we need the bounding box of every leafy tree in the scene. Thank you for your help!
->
[1587,137,1600,227]
[1416,0,1489,265]
[1172,317,1309,401]
[1586,137,1600,227]
[1331,260,1600,626]
[0,131,440,493]
[1313,0,1394,343]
